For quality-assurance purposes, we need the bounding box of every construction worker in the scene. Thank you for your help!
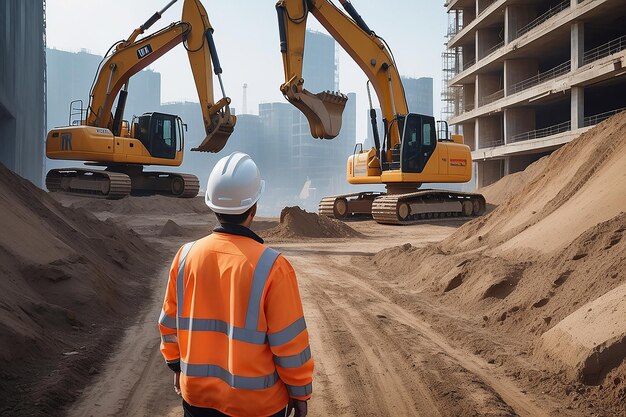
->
[158,152,313,417]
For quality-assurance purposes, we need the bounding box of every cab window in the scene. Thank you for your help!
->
[401,114,437,173]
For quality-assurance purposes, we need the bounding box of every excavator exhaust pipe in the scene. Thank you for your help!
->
[288,89,348,139]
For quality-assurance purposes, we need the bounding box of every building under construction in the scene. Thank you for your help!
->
[443,0,626,187]
[0,0,46,187]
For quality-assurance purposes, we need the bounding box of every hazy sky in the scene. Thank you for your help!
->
[46,0,449,140]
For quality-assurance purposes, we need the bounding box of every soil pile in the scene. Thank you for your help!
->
[58,194,210,215]
[0,164,158,416]
[372,112,626,413]
[159,219,185,237]
[478,157,549,206]
[261,206,361,239]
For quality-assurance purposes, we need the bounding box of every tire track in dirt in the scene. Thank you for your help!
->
[289,252,555,417]
[302,277,436,416]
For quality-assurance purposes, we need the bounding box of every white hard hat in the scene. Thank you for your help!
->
[205,152,265,214]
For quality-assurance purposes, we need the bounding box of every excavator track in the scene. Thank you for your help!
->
[319,192,383,219]
[137,172,200,198]
[46,168,131,199]
[46,168,200,199]
[371,190,486,225]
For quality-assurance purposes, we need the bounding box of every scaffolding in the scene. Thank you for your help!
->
[441,9,463,133]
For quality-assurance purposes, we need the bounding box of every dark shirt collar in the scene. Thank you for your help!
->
[213,223,264,244]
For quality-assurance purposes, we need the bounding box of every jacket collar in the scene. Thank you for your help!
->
[213,223,264,244]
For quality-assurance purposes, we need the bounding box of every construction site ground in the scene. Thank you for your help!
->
[2,113,625,417]
[59,210,548,417]
[50,202,621,417]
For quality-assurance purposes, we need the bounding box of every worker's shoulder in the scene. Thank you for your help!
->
[266,248,295,275]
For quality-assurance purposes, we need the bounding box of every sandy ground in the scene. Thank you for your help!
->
[60,212,569,417]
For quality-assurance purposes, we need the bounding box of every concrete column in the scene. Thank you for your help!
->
[474,117,481,151]
[571,22,585,70]
[571,86,585,129]
[474,75,480,110]
[504,157,511,176]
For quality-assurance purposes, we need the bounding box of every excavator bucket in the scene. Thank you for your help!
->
[288,89,348,139]
[192,109,237,153]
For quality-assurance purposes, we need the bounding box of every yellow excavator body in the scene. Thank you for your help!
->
[277,0,485,224]
[45,0,234,199]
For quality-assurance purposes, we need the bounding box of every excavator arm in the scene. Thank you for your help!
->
[86,0,235,153]
[276,0,408,147]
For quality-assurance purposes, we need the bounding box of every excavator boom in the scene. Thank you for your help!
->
[86,0,235,153]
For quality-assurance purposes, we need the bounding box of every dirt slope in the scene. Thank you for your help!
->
[371,112,626,415]
[478,157,549,207]
[0,164,158,416]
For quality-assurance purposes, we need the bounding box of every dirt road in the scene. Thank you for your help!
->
[65,219,567,417]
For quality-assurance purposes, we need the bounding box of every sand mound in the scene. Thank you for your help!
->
[261,206,361,239]
[446,110,626,254]
[478,157,549,207]
[160,219,185,237]
[371,112,626,409]
[54,194,211,215]
[0,164,158,415]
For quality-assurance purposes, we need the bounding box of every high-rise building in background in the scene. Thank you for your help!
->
[443,0,626,188]
[0,0,46,186]
[401,76,434,116]
[303,31,339,92]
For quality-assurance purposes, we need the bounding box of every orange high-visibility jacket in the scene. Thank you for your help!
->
[158,228,313,417]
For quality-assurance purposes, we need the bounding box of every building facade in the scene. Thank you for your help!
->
[444,0,626,187]
[0,0,46,186]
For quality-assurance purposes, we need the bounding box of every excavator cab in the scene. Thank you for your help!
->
[399,114,437,174]
[133,112,184,160]
[380,113,437,174]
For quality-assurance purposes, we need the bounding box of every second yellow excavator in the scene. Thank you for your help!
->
[276,0,486,224]
[46,0,235,199]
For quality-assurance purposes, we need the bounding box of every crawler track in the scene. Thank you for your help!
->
[371,190,486,225]
[46,168,200,199]
[320,190,485,225]
[46,168,131,199]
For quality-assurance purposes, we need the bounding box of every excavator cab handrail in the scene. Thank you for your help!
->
[68,99,85,126]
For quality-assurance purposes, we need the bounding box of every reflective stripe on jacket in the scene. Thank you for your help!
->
[158,231,313,417]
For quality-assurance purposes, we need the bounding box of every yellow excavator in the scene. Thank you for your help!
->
[46,0,235,199]
[276,0,486,224]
